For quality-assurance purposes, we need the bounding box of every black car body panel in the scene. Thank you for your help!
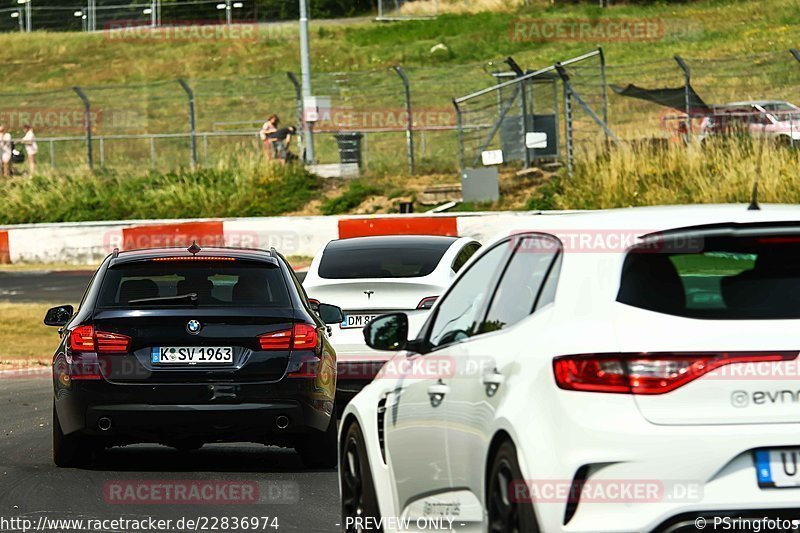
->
[50,247,337,450]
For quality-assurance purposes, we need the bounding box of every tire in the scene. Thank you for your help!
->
[340,422,381,533]
[52,403,90,468]
[486,440,539,533]
[298,413,338,469]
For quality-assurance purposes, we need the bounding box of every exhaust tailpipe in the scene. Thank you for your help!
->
[97,417,112,431]
[275,415,290,429]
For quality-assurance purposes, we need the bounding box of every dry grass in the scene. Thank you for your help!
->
[0,302,65,362]
[400,0,525,15]
[550,139,800,209]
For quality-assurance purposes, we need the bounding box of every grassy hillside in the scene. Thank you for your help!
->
[0,0,799,225]
[1,0,797,89]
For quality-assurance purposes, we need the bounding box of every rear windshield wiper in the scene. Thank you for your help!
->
[128,293,199,306]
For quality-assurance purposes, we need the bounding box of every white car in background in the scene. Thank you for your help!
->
[339,204,800,532]
[303,235,481,405]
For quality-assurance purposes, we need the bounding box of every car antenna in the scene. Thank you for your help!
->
[112,247,119,258]
[747,181,760,211]
[187,241,202,255]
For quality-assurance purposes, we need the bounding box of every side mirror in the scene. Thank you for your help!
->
[363,313,409,351]
[308,298,321,312]
[317,303,344,325]
[44,305,74,327]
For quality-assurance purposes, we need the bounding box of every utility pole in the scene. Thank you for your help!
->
[299,0,315,163]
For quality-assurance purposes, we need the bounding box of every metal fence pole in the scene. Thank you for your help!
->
[49,140,55,169]
[392,66,415,175]
[177,79,198,167]
[99,137,104,167]
[599,47,609,143]
[674,55,692,142]
[287,72,304,155]
[506,57,531,169]
[150,137,156,167]
[555,67,574,177]
[453,99,465,174]
[72,86,93,170]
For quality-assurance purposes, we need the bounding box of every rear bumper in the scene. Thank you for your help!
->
[55,380,332,445]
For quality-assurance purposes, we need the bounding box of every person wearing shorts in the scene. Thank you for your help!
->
[259,115,279,161]
[21,124,37,174]
[0,126,12,177]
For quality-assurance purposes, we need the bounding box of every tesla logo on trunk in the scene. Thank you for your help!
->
[364,291,374,300]
[186,320,202,335]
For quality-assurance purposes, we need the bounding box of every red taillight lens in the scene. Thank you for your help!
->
[258,324,319,351]
[96,331,131,353]
[69,325,96,352]
[417,296,438,309]
[258,329,292,350]
[292,323,319,350]
[69,325,131,355]
[554,352,798,395]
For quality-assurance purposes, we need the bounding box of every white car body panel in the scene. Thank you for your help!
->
[340,204,800,533]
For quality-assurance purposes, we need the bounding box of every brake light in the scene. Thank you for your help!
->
[96,331,131,353]
[258,329,292,350]
[69,325,131,354]
[417,296,438,309]
[258,324,319,351]
[151,257,237,262]
[69,325,95,352]
[292,323,319,350]
[553,352,798,395]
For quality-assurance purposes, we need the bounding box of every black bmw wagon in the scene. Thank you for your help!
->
[45,245,343,469]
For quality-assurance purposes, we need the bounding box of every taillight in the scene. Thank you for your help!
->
[69,325,96,352]
[553,352,798,395]
[258,324,319,351]
[69,325,131,354]
[293,323,318,350]
[417,296,438,309]
[258,329,292,350]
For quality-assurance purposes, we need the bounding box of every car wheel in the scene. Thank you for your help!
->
[52,403,90,468]
[298,413,337,469]
[340,422,381,533]
[487,440,539,533]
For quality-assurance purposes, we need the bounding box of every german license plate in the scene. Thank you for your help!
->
[755,448,800,487]
[151,346,233,365]
[340,313,379,329]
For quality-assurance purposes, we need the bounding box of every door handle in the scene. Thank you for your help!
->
[482,370,505,397]
[427,380,449,407]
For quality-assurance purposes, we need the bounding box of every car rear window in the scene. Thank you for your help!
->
[617,235,800,319]
[97,261,290,308]
[318,242,452,279]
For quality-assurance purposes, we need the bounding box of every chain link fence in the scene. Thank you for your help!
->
[2,48,799,178]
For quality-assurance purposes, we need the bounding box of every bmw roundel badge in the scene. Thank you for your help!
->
[186,320,202,335]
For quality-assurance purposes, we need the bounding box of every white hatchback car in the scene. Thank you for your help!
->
[303,235,481,405]
[339,205,800,533]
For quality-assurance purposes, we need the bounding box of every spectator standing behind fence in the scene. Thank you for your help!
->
[0,126,12,177]
[259,114,280,161]
[20,125,37,174]
[269,126,297,163]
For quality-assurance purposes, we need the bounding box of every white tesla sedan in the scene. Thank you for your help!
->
[339,204,800,533]
[303,235,481,405]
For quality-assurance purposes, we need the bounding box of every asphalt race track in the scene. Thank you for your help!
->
[0,378,340,532]
[0,271,307,303]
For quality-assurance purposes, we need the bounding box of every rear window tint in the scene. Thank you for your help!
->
[318,243,451,279]
[97,262,290,308]
[617,236,800,319]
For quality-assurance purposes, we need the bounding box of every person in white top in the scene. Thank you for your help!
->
[0,125,12,177]
[259,114,279,161]
[21,124,37,174]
